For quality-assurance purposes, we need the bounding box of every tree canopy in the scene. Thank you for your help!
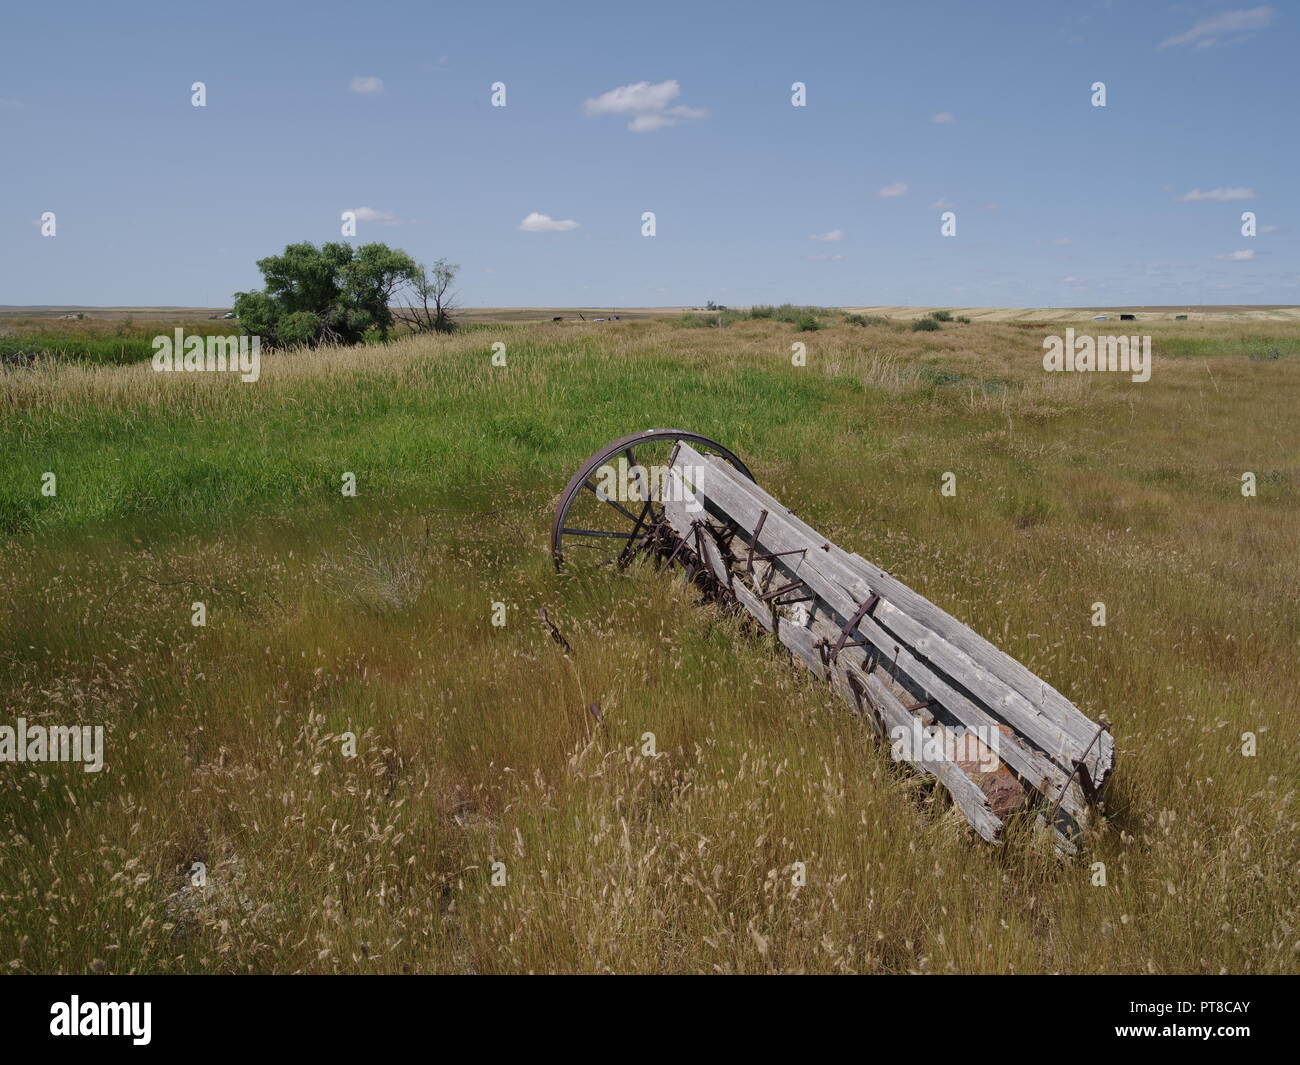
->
[234,242,442,347]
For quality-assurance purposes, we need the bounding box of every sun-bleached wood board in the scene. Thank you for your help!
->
[663,444,1110,850]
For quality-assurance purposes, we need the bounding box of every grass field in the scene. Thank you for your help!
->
[1,313,1296,973]
[0,316,241,369]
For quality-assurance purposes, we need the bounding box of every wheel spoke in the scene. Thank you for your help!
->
[622,447,650,506]
[580,480,641,523]
[561,527,637,540]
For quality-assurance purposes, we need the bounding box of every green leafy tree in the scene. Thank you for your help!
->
[233,242,422,347]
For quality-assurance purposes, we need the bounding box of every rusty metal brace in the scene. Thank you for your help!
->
[845,670,885,738]
[829,592,880,663]
[681,520,708,584]
[758,579,807,603]
[616,499,655,569]
[691,520,719,585]
[1046,721,1111,826]
[746,510,768,576]
[750,547,809,567]
[663,527,689,569]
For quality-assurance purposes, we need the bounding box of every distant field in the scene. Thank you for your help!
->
[0,316,245,368]
[5,303,1298,325]
[844,305,1300,322]
[2,311,1296,973]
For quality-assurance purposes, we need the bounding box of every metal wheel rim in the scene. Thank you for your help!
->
[551,429,755,570]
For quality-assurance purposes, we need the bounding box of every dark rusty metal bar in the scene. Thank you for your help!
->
[537,608,573,656]
[749,547,809,564]
[1046,721,1111,824]
[561,527,638,540]
[746,509,768,576]
[579,480,642,524]
[758,579,807,602]
[829,592,880,663]
[616,499,656,569]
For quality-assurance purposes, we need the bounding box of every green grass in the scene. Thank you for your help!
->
[1144,333,1297,360]
[0,318,242,368]
[1,317,1297,973]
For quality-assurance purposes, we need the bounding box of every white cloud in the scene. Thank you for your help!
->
[628,114,673,132]
[585,79,680,115]
[0,98,22,110]
[519,212,580,233]
[1053,237,1072,245]
[1159,6,1273,49]
[877,182,909,198]
[349,76,384,95]
[584,80,707,132]
[1220,249,1256,260]
[1177,187,1257,202]
[809,229,844,242]
[804,253,845,261]
[930,111,956,124]
[1259,224,1278,233]
[929,198,956,210]
[345,206,400,225]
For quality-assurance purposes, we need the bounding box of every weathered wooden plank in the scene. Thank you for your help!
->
[680,447,1106,798]
[665,509,1067,838]
[835,550,1113,782]
[680,450,1112,784]
[702,449,1094,763]
[759,591,1005,843]
[672,447,1093,833]
[669,512,1016,843]
[664,466,733,588]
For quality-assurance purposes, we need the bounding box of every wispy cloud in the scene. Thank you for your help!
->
[1220,249,1256,260]
[344,206,403,225]
[929,198,956,210]
[0,98,22,110]
[1177,187,1257,202]
[1158,6,1273,49]
[930,111,956,124]
[877,182,909,198]
[519,212,579,233]
[1053,237,1072,245]
[349,76,384,95]
[809,229,844,242]
[584,80,707,132]
[804,253,845,261]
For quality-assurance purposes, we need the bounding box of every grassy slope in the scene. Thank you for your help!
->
[1,317,1296,973]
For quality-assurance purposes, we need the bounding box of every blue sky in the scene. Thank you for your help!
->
[2,0,1296,308]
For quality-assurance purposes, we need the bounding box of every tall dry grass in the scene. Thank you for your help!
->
[1,316,1296,972]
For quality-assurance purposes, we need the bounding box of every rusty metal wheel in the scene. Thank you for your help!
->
[551,429,754,571]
